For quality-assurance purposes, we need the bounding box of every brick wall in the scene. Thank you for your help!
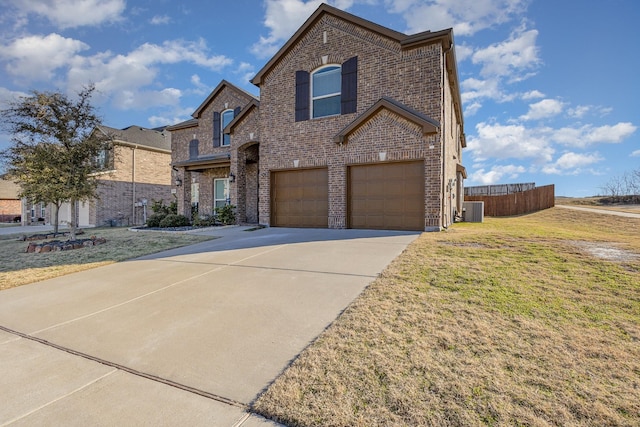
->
[0,199,21,222]
[257,14,448,229]
[171,85,255,218]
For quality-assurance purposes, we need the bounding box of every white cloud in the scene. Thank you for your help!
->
[0,87,29,109]
[542,152,603,175]
[522,90,544,100]
[471,24,540,79]
[461,77,515,103]
[567,104,613,119]
[464,101,482,117]
[552,122,637,147]
[0,34,89,82]
[150,15,171,25]
[631,150,640,157]
[520,98,564,121]
[113,88,182,110]
[469,164,526,185]
[251,0,327,58]
[6,0,125,29]
[467,122,554,164]
[455,44,473,62]
[148,106,195,128]
[385,0,527,36]
[67,39,232,97]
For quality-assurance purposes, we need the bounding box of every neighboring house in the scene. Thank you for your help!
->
[0,176,21,223]
[54,125,172,227]
[170,4,466,231]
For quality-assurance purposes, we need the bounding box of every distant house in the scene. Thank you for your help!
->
[169,4,466,231]
[50,125,172,227]
[0,176,21,223]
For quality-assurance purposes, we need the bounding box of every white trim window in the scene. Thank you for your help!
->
[221,109,234,146]
[311,65,341,118]
[214,178,230,209]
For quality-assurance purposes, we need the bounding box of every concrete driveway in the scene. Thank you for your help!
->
[0,226,419,426]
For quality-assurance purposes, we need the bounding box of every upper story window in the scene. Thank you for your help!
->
[221,109,234,146]
[295,57,357,122]
[312,65,341,118]
[94,147,113,170]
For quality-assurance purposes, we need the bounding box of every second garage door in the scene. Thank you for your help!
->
[349,161,425,231]
[271,168,328,228]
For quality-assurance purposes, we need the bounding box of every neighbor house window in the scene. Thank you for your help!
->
[221,110,234,146]
[189,139,199,159]
[40,203,46,218]
[311,65,341,118]
[214,178,230,209]
[95,148,112,170]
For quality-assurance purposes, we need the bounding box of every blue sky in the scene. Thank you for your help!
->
[0,0,638,196]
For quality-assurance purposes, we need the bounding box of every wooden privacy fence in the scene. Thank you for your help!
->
[464,184,555,217]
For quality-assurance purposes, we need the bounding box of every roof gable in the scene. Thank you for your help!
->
[192,80,259,119]
[251,3,452,86]
[225,99,259,134]
[333,97,439,145]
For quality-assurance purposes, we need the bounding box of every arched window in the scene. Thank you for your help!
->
[311,65,341,118]
[221,109,234,146]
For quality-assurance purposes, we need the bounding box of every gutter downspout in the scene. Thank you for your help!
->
[132,146,136,225]
[441,42,453,230]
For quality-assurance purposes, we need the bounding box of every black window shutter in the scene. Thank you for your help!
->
[189,139,199,159]
[341,56,358,114]
[233,106,241,117]
[295,70,310,122]
[213,111,221,147]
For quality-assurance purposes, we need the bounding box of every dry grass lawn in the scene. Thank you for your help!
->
[0,227,214,290]
[254,208,640,426]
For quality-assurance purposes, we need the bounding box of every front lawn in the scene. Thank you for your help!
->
[0,227,214,290]
[254,208,640,426]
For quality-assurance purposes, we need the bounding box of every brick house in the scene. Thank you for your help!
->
[170,4,466,231]
[0,176,21,223]
[51,125,172,227]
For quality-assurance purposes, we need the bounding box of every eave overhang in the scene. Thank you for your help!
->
[172,153,231,171]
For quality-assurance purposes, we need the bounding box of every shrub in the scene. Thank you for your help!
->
[158,214,190,228]
[146,213,166,228]
[192,214,217,227]
[151,199,177,216]
[215,205,236,225]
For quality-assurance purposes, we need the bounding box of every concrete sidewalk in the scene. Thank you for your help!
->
[556,204,640,218]
[0,226,419,426]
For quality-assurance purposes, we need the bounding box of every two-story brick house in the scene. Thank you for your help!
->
[49,125,172,227]
[170,4,466,231]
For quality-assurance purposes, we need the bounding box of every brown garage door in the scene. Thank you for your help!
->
[271,168,328,227]
[349,161,424,231]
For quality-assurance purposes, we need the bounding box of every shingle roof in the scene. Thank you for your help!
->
[97,125,170,151]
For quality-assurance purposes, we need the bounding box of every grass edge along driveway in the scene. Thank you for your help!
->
[254,207,640,426]
[0,227,215,290]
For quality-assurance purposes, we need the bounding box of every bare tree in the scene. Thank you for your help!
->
[0,86,112,238]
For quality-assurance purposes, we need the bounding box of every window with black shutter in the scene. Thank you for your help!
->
[213,112,221,147]
[295,70,310,122]
[341,56,357,114]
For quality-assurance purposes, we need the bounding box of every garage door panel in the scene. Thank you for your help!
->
[272,168,328,228]
[348,162,424,231]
